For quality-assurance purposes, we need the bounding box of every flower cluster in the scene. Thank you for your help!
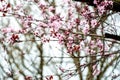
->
[0,1,11,16]
[94,0,113,15]
[9,34,19,44]
[0,0,112,54]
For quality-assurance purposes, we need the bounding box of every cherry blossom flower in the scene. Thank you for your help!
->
[91,19,98,28]
[48,6,55,12]
[9,34,19,44]
[46,75,53,80]
[68,36,74,44]
[49,21,61,32]
[82,25,89,35]
[96,39,103,50]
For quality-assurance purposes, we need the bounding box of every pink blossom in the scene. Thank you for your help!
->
[49,14,61,23]
[67,43,72,49]
[38,3,47,10]
[85,47,90,54]
[56,33,64,44]
[73,45,80,51]
[48,6,55,12]
[81,5,91,18]
[96,39,103,50]
[91,19,98,28]
[41,36,50,43]
[46,75,53,80]
[97,6,105,15]
[89,40,96,49]
[68,36,73,44]
[49,21,61,32]
[95,0,113,15]
[1,27,15,33]
[82,25,89,35]
[9,34,19,44]
[93,0,98,5]
[75,18,80,24]
[38,22,48,27]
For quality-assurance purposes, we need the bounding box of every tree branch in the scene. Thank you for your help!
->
[105,33,120,41]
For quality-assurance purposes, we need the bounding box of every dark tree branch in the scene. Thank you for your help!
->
[105,33,120,41]
[74,0,120,12]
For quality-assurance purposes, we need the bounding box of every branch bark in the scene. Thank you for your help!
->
[105,33,120,41]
